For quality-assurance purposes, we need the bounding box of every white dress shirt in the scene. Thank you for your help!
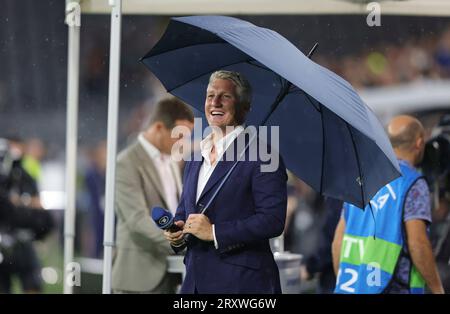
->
[196,125,244,248]
[138,133,180,215]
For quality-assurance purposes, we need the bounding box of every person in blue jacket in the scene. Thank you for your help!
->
[332,115,444,294]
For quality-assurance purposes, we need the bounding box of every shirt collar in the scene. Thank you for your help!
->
[200,125,244,164]
[138,133,164,160]
[398,158,413,168]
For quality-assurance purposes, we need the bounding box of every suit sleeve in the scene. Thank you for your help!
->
[214,157,288,253]
[174,161,190,223]
[170,161,191,254]
[115,158,172,256]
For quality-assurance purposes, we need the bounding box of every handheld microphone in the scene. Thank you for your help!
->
[151,207,192,244]
[151,206,181,232]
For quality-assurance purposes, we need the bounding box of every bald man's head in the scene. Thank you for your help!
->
[387,115,424,150]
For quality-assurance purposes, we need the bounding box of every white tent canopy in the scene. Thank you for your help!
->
[80,0,450,16]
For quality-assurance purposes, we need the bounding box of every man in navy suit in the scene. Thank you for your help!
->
[164,70,288,293]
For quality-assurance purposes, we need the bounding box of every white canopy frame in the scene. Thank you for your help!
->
[63,0,122,294]
[64,0,80,295]
[80,0,450,16]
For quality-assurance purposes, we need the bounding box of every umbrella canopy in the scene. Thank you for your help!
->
[141,15,400,208]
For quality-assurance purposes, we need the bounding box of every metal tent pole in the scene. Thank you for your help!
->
[102,0,122,294]
[63,0,80,294]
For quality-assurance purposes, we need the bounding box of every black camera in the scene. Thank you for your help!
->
[420,114,450,197]
[419,114,450,291]
[0,138,14,188]
[0,138,54,267]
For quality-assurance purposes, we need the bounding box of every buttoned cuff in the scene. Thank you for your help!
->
[212,224,219,249]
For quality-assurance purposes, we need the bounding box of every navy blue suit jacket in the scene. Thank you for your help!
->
[174,134,287,293]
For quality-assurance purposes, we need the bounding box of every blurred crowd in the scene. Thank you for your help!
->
[319,26,450,89]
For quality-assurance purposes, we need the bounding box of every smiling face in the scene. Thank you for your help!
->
[205,78,240,133]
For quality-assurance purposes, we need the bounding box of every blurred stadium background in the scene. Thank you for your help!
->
[0,0,449,293]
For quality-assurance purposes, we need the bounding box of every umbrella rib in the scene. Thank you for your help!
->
[166,59,255,93]
[346,122,366,208]
[282,91,323,192]
[318,103,325,195]
[247,60,275,72]
[260,78,291,125]
[301,94,324,191]
[297,90,321,113]
[141,40,228,60]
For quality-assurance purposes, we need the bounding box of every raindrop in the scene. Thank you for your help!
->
[41,267,59,284]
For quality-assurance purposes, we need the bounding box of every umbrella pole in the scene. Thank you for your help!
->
[63,0,80,294]
[102,0,122,294]
[307,42,319,58]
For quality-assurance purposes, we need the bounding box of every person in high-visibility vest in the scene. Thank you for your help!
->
[332,115,444,294]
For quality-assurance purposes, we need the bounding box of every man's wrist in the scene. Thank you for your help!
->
[171,239,186,247]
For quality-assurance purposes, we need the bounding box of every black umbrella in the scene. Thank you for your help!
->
[141,15,400,208]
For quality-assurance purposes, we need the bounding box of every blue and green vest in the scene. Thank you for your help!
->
[334,160,426,294]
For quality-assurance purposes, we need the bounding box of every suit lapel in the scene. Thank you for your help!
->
[197,159,235,204]
[186,160,202,207]
[197,131,249,204]
[133,142,168,209]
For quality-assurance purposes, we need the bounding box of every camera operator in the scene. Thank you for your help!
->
[0,137,54,293]
[420,113,450,292]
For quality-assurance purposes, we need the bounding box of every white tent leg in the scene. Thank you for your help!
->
[102,0,122,294]
[63,0,80,295]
